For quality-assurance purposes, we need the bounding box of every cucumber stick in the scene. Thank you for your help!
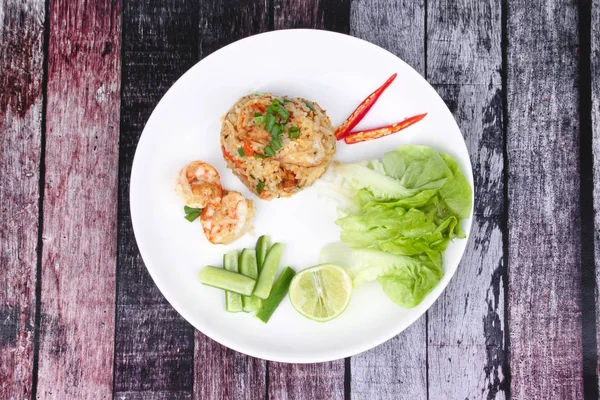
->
[223,251,243,312]
[199,266,255,296]
[256,267,296,323]
[255,235,272,272]
[253,243,285,299]
[239,249,262,312]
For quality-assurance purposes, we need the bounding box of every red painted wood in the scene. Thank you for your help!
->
[0,0,44,398]
[36,0,122,397]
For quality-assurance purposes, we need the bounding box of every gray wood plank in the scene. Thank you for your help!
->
[426,1,506,399]
[507,0,584,398]
[592,0,600,393]
[36,0,121,397]
[349,1,427,398]
[0,0,44,398]
[114,1,199,397]
[193,2,269,399]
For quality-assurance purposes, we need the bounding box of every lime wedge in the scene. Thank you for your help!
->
[288,263,352,322]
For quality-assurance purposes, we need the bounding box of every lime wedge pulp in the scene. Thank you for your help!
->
[288,263,352,322]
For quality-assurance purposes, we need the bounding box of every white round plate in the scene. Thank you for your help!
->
[130,29,473,363]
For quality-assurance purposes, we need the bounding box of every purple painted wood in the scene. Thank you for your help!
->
[507,0,584,398]
[0,0,44,398]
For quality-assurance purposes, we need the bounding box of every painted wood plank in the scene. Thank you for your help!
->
[193,1,269,399]
[114,1,199,398]
[507,0,584,398]
[592,0,600,392]
[260,3,349,400]
[35,0,121,398]
[426,1,507,399]
[0,0,44,398]
[348,1,427,399]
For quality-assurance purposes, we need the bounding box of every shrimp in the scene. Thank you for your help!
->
[175,161,223,208]
[201,191,254,245]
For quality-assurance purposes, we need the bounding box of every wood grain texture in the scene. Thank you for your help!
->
[114,1,199,398]
[349,1,427,399]
[593,0,600,389]
[0,0,44,398]
[426,1,506,399]
[507,0,583,398]
[36,0,121,398]
[274,0,349,32]
[193,1,269,398]
[194,332,267,400]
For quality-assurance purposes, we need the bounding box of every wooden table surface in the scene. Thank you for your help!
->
[1,0,599,399]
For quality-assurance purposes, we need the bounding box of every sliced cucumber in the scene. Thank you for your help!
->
[253,243,285,299]
[199,266,255,296]
[256,267,296,323]
[223,251,243,312]
[255,235,272,272]
[239,249,262,312]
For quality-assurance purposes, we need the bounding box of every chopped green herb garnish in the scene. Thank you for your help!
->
[265,114,276,132]
[253,115,266,125]
[250,174,255,179]
[272,98,280,106]
[254,112,262,117]
[305,100,315,111]
[254,153,267,159]
[183,205,202,222]
[253,92,262,96]
[271,138,282,151]
[271,124,282,137]
[184,205,201,214]
[289,126,300,139]
[283,98,292,103]
[276,106,290,120]
[257,180,265,194]
[266,105,275,114]
[237,148,246,157]
[264,145,275,157]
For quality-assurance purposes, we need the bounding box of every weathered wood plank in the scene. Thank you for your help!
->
[507,0,583,398]
[194,332,267,400]
[192,1,270,399]
[349,1,427,399]
[36,0,121,398]
[114,1,198,398]
[592,0,600,391]
[260,3,349,400]
[426,1,506,399]
[0,0,44,398]
[273,0,349,32]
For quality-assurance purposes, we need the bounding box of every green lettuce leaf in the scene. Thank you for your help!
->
[321,145,472,309]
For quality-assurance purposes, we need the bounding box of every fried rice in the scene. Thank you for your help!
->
[220,93,336,200]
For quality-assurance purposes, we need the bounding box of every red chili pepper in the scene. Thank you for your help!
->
[344,113,428,144]
[335,73,398,140]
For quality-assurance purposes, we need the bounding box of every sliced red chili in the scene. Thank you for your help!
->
[344,113,427,144]
[335,73,398,140]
